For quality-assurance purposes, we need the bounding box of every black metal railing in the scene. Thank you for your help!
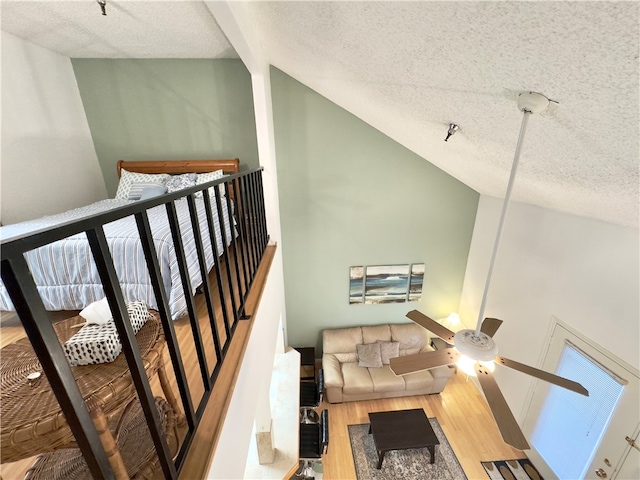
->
[0,168,268,479]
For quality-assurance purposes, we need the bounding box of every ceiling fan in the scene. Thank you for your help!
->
[390,91,589,451]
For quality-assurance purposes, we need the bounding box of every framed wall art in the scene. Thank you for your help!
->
[364,265,410,304]
[349,266,365,304]
[408,263,425,302]
[349,263,425,305]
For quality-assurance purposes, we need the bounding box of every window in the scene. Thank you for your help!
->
[531,341,625,479]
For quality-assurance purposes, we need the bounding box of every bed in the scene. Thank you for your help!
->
[0,159,240,320]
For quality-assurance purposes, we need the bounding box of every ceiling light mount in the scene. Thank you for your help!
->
[97,0,107,16]
[444,123,459,142]
[517,91,549,114]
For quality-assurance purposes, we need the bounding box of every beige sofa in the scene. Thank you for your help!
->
[322,323,453,403]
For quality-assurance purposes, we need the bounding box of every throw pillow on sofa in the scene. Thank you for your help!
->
[357,343,383,368]
[377,341,400,364]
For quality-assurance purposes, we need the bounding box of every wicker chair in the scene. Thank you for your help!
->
[24,396,179,480]
[1,312,185,465]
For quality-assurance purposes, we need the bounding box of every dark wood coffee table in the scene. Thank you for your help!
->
[368,408,439,469]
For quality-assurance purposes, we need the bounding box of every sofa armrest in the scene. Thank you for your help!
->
[416,344,453,392]
[322,353,344,403]
[322,354,344,388]
[429,364,453,393]
[430,365,453,379]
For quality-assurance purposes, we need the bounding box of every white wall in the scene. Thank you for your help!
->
[207,246,287,478]
[204,28,287,471]
[459,195,639,419]
[1,31,106,225]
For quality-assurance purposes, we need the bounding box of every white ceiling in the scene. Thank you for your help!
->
[2,1,638,227]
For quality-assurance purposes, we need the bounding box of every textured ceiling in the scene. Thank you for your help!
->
[0,0,237,58]
[2,1,638,227]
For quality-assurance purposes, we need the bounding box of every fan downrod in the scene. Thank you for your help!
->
[454,329,498,362]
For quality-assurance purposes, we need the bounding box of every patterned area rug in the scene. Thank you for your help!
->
[482,458,544,480]
[348,418,467,480]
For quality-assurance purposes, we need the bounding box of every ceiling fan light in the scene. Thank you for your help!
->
[454,329,499,361]
[457,357,496,377]
[457,355,478,376]
[480,360,496,372]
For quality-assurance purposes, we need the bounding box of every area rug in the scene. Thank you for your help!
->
[348,418,467,480]
[482,458,544,480]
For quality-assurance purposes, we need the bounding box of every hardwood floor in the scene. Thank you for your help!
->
[320,369,526,480]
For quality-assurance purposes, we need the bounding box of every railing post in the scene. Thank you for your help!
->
[86,227,177,480]
[1,256,115,480]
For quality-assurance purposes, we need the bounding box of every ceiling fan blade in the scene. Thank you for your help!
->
[475,363,531,450]
[480,317,503,337]
[496,356,589,396]
[406,310,456,343]
[390,348,460,376]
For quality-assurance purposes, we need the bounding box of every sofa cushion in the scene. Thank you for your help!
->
[342,363,374,395]
[391,323,429,355]
[357,343,383,368]
[378,341,400,364]
[402,369,435,390]
[323,327,363,354]
[369,365,406,392]
[334,352,358,363]
[362,324,391,344]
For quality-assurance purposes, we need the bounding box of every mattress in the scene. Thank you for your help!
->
[0,197,234,320]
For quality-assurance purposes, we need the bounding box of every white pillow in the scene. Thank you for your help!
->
[196,170,227,198]
[116,169,169,200]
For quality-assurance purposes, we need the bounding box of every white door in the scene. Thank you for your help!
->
[521,319,639,480]
[614,425,639,480]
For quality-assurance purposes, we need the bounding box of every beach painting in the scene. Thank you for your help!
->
[364,265,410,304]
[408,263,425,302]
[349,266,365,304]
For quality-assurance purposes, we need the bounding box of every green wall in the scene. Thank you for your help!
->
[271,68,480,352]
[72,59,259,196]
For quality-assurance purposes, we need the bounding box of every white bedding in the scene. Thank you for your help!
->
[0,197,234,320]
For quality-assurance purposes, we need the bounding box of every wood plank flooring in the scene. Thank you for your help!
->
[320,369,526,480]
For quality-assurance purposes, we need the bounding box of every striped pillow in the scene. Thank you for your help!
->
[127,181,166,201]
[115,169,169,200]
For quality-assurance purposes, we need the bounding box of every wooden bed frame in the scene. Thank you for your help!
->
[117,158,240,177]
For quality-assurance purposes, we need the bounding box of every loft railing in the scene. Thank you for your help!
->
[0,168,268,479]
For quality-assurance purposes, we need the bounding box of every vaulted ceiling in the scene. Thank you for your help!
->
[2,1,638,227]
